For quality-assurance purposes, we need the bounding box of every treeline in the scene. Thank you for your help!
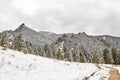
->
[0,34,120,65]
[0,34,33,53]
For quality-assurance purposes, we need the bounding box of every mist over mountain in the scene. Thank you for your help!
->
[1,23,120,64]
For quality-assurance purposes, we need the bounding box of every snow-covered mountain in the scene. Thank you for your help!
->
[1,23,120,63]
[1,24,60,47]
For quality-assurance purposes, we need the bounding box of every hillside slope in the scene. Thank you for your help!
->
[0,48,114,80]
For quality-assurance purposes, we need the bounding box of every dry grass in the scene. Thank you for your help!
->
[108,68,120,80]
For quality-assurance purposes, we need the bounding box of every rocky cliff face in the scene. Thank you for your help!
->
[1,24,120,64]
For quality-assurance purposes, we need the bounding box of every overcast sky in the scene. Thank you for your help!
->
[0,0,120,36]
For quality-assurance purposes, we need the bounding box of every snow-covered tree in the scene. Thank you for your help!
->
[55,50,63,60]
[103,48,111,64]
[13,34,25,51]
[92,51,99,63]
[1,34,8,50]
[112,47,120,65]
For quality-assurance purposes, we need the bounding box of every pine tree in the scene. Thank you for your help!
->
[111,47,118,65]
[117,50,120,64]
[1,34,8,50]
[92,51,99,63]
[80,55,84,62]
[55,50,63,60]
[64,49,71,61]
[13,34,25,51]
[25,41,33,54]
[103,48,111,64]
[62,33,67,37]
[72,50,78,62]
[111,48,120,65]
[44,44,51,57]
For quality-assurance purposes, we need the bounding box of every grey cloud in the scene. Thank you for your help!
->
[0,0,120,36]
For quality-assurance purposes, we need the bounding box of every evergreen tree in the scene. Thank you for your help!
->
[1,34,8,50]
[44,44,51,57]
[103,48,111,64]
[111,47,118,65]
[64,51,70,61]
[92,51,99,63]
[72,50,78,62]
[111,48,120,65]
[13,34,25,51]
[117,50,120,64]
[80,55,84,62]
[62,33,67,37]
[79,52,85,62]
[55,50,63,60]
[25,41,34,54]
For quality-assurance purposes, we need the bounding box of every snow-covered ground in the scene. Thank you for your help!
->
[0,48,119,80]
